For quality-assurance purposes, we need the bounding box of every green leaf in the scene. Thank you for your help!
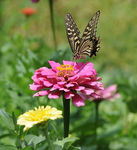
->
[25,134,45,147]
[12,112,18,131]
[68,145,81,150]
[16,59,26,77]
[54,136,79,149]
[0,109,14,130]
[22,146,34,150]
[0,144,17,150]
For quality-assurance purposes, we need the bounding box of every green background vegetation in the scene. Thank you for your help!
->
[0,0,137,149]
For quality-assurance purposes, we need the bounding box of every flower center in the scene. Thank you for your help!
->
[57,65,74,77]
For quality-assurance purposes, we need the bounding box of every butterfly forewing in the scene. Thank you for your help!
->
[82,10,100,39]
[79,10,100,57]
[65,13,81,54]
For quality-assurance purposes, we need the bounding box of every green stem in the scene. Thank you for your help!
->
[0,0,3,31]
[63,95,70,138]
[45,124,53,150]
[48,0,57,50]
[95,101,100,142]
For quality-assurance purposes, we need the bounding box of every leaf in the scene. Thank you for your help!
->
[25,134,45,148]
[26,49,37,62]
[54,136,79,149]
[0,144,17,150]
[0,109,14,130]
[50,121,60,136]
[0,133,11,139]
[68,145,81,150]
[16,59,26,77]
[12,112,19,131]
[22,146,34,150]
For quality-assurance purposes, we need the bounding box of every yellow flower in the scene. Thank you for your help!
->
[17,106,62,131]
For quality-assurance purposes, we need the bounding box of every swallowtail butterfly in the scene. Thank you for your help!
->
[65,10,100,60]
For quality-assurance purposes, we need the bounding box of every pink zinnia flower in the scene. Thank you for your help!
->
[21,7,37,17]
[82,84,120,102]
[30,61,104,107]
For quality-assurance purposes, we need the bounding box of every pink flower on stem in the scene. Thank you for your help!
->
[82,84,120,102]
[30,61,104,107]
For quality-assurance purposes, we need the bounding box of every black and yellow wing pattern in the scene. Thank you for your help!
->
[65,10,101,60]
[65,13,81,54]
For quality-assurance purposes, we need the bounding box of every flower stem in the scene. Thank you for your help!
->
[94,101,100,143]
[48,0,57,51]
[0,0,3,31]
[45,124,53,150]
[63,95,70,138]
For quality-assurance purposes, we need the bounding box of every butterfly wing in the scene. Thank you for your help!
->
[79,10,100,57]
[65,13,81,54]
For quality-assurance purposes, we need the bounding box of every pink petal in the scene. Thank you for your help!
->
[56,76,65,81]
[96,77,102,81]
[32,75,40,84]
[33,90,49,97]
[59,88,70,92]
[74,62,85,71]
[74,86,85,91]
[102,93,112,99]
[41,69,56,76]
[102,85,118,99]
[76,62,97,76]
[48,61,60,71]
[72,94,85,107]
[68,75,79,81]
[76,77,91,85]
[89,82,104,90]
[104,85,117,94]
[64,91,75,99]
[109,94,121,102]
[91,93,102,99]
[50,83,70,92]
[81,88,94,95]
[43,81,53,87]
[48,91,61,99]
[50,84,60,91]
[58,81,66,85]
[35,67,48,74]
[65,83,74,88]
[30,84,44,91]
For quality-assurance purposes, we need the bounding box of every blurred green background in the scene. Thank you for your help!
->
[0,0,137,149]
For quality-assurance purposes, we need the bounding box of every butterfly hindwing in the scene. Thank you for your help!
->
[79,10,100,57]
[65,13,81,54]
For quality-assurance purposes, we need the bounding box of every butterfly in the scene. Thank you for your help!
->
[65,10,101,60]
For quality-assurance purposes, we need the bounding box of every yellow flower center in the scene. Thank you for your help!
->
[57,64,74,77]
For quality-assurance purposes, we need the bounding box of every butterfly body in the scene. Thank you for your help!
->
[65,11,100,60]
